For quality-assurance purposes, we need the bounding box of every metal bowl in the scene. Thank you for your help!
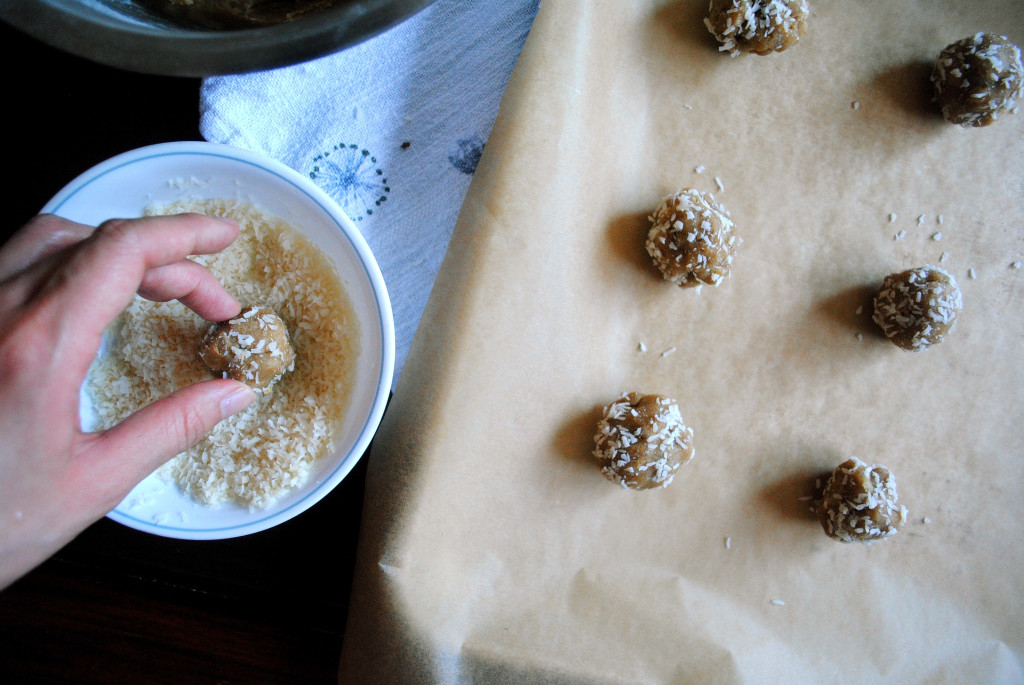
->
[0,0,435,77]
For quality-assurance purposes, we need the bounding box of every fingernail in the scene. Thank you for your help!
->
[220,384,256,418]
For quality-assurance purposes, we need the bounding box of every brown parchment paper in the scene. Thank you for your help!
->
[339,1,1024,682]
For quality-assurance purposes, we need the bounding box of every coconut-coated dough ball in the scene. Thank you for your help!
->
[817,457,908,543]
[872,265,962,352]
[646,188,739,289]
[931,33,1023,127]
[704,0,809,56]
[592,393,695,490]
[200,304,296,392]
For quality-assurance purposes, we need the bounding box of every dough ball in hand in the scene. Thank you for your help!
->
[592,393,695,490]
[200,305,296,393]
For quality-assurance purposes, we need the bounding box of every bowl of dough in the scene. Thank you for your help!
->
[0,0,435,76]
[45,141,394,539]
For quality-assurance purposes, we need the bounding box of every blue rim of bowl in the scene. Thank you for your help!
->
[43,141,395,539]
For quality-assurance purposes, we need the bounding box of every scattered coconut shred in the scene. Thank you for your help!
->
[87,199,360,509]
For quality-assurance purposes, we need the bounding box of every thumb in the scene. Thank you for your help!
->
[72,379,257,513]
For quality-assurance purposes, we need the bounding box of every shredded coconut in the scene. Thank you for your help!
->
[87,200,360,509]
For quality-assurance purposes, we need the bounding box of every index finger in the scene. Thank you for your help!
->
[49,213,240,341]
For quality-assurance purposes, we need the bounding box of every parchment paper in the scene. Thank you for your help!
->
[339,1,1024,682]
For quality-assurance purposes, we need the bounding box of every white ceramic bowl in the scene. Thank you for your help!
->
[44,141,394,539]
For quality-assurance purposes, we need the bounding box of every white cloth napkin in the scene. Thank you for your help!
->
[200,0,540,387]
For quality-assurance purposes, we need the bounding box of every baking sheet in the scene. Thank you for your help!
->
[339,1,1024,682]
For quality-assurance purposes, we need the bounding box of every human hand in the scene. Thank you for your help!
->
[0,213,257,589]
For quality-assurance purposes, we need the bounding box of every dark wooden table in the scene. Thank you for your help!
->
[0,21,367,684]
